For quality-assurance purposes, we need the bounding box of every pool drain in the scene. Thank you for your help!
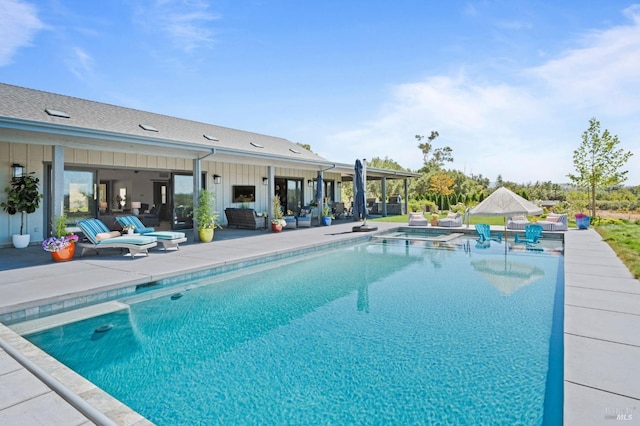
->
[171,293,183,300]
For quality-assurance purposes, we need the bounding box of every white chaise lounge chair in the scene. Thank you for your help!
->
[77,218,157,258]
[116,216,187,250]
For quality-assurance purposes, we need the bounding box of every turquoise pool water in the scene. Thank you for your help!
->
[26,236,563,425]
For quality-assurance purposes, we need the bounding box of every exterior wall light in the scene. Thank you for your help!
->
[11,164,24,179]
[213,175,221,184]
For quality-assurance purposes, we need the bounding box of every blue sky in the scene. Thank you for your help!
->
[1,0,639,185]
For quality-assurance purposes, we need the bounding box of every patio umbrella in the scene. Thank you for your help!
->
[469,186,542,252]
[471,259,545,296]
[353,159,366,222]
[469,187,542,217]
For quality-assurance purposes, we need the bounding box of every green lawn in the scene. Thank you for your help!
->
[371,214,640,279]
[596,223,640,279]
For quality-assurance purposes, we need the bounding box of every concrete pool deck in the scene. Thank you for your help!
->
[0,222,638,425]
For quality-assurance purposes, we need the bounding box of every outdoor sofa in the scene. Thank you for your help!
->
[408,212,428,226]
[438,212,462,227]
[536,213,568,231]
[224,208,266,230]
[506,215,530,230]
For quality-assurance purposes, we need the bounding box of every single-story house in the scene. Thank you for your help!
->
[0,83,419,247]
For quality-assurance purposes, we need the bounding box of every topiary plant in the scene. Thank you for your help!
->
[1,174,43,235]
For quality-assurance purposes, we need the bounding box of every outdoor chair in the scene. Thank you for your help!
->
[438,212,462,227]
[77,218,157,258]
[514,224,543,245]
[408,212,428,226]
[536,213,568,231]
[116,216,187,251]
[507,215,530,230]
[475,223,502,243]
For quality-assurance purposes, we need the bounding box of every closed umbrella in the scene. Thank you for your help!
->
[352,159,377,232]
[353,159,366,221]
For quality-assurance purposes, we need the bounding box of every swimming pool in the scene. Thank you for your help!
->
[24,235,563,424]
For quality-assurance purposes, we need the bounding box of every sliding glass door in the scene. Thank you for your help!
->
[64,170,96,222]
[173,174,193,229]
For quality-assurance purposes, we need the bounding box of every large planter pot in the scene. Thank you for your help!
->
[51,242,75,262]
[322,217,332,226]
[12,234,30,249]
[271,223,283,232]
[576,216,591,229]
[199,228,214,242]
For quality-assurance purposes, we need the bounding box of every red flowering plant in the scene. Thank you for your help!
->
[42,214,79,252]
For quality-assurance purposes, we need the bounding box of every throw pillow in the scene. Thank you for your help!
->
[545,216,559,223]
[96,231,121,241]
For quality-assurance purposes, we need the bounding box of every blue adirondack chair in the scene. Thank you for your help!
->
[475,223,502,243]
[514,224,543,244]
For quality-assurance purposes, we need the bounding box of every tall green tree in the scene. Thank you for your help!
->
[415,132,453,173]
[567,118,633,217]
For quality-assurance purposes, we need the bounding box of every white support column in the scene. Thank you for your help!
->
[192,158,202,239]
[51,145,65,234]
[267,165,274,220]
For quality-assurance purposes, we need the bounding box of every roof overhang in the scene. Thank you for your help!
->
[0,117,421,180]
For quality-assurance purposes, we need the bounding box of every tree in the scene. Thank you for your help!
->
[415,132,453,173]
[567,118,633,217]
[429,171,454,209]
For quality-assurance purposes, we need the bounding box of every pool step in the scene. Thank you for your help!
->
[10,301,130,336]
[374,232,465,242]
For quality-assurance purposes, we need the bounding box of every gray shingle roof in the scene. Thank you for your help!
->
[0,83,327,164]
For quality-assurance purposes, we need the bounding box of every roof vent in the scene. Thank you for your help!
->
[250,142,264,148]
[203,134,219,141]
[139,124,158,132]
[289,148,301,154]
[45,108,70,118]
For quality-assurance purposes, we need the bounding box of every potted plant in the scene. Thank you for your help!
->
[575,213,590,229]
[42,214,78,261]
[1,173,43,248]
[322,203,332,226]
[430,213,440,226]
[271,195,286,232]
[194,189,221,242]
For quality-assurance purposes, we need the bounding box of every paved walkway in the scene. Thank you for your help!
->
[0,223,638,425]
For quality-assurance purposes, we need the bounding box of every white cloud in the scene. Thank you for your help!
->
[0,0,45,66]
[67,47,94,80]
[322,5,640,185]
[136,0,221,53]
